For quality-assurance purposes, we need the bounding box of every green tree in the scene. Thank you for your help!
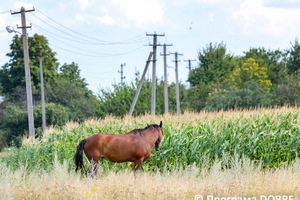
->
[205,81,272,111]
[230,58,272,93]
[187,42,235,111]
[0,103,70,147]
[188,42,235,86]
[0,34,59,95]
[59,62,88,89]
[286,38,300,75]
[243,47,286,85]
[0,33,97,147]
[95,73,188,118]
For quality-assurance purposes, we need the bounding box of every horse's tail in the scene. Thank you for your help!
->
[74,139,86,173]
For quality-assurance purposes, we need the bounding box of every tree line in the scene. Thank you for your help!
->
[0,34,300,149]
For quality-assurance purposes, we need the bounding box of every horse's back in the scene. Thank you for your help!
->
[84,132,149,163]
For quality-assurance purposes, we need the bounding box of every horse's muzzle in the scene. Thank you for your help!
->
[155,146,160,151]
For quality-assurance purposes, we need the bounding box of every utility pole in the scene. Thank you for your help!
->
[146,32,165,115]
[128,52,153,116]
[160,43,172,114]
[184,59,196,88]
[11,7,35,137]
[118,63,126,85]
[171,52,183,116]
[39,52,46,134]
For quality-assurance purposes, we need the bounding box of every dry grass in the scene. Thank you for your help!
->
[0,156,299,199]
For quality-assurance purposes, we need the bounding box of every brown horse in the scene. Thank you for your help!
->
[74,121,163,175]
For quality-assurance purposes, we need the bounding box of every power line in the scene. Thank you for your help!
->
[30,22,107,45]
[0,10,10,14]
[30,13,110,45]
[29,24,118,56]
[30,20,147,46]
[27,32,147,57]
[165,35,176,53]
[48,42,147,57]
[31,10,147,45]
[36,8,146,44]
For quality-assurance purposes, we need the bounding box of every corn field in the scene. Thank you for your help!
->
[1,106,300,172]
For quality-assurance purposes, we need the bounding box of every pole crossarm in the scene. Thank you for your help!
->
[183,59,196,62]
[148,43,172,47]
[17,25,32,29]
[146,32,165,37]
[11,7,35,15]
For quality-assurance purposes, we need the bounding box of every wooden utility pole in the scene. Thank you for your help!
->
[172,52,183,116]
[184,59,196,88]
[128,52,153,116]
[146,32,165,115]
[118,63,126,85]
[39,52,46,134]
[11,7,35,137]
[160,43,172,114]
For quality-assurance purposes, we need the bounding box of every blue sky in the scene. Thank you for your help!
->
[1,0,300,95]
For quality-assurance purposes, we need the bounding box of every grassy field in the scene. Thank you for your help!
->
[0,156,299,199]
[1,106,300,198]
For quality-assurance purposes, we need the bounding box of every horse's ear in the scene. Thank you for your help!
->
[159,121,162,127]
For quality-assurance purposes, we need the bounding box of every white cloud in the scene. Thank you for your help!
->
[98,15,115,25]
[209,13,214,21]
[76,14,84,21]
[233,0,300,36]
[78,0,90,10]
[111,0,164,26]
[12,1,34,10]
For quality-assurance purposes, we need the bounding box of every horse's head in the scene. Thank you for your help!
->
[155,121,163,151]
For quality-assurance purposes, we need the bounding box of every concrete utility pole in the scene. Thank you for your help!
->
[184,59,196,89]
[172,52,183,116]
[146,32,165,115]
[118,63,126,85]
[160,43,172,114]
[128,52,153,116]
[11,7,35,137]
[39,52,46,134]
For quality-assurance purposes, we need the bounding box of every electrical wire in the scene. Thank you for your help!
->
[26,32,148,57]
[30,13,110,45]
[30,18,147,46]
[30,23,118,56]
[48,42,147,57]
[0,10,11,14]
[30,22,106,45]
[31,10,147,45]
[164,35,176,53]
[36,8,146,44]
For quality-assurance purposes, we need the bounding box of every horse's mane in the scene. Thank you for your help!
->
[128,124,161,136]
[141,124,160,133]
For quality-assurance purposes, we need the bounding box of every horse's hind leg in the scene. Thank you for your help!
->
[86,158,100,177]
[84,149,101,177]
[133,159,143,175]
